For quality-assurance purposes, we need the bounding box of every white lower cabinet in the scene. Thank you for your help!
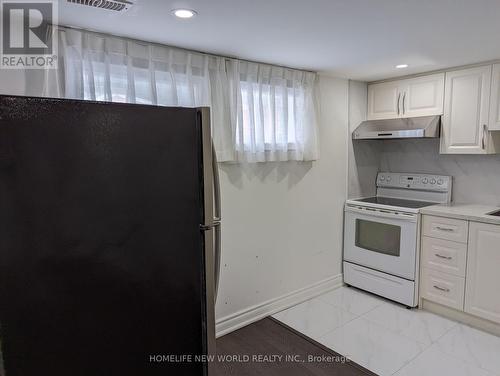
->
[421,216,500,327]
[465,222,500,324]
[421,267,465,310]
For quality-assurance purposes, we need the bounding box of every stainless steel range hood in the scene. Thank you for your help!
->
[352,116,441,140]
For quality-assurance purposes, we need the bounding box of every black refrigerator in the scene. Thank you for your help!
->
[0,95,220,376]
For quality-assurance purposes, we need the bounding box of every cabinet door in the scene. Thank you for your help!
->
[441,66,492,154]
[465,222,500,324]
[489,64,500,131]
[367,81,401,120]
[401,73,445,118]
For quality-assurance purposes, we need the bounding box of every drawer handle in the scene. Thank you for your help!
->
[435,253,452,260]
[435,226,454,232]
[433,285,450,293]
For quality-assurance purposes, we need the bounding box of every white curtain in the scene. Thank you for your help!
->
[40,27,319,163]
[227,60,319,162]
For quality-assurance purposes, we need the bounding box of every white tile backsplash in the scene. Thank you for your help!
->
[380,139,500,205]
[349,138,500,205]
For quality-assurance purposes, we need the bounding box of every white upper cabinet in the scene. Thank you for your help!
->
[489,64,500,131]
[465,222,500,324]
[367,73,444,120]
[402,74,445,118]
[367,81,401,120]
[441,66,493,154]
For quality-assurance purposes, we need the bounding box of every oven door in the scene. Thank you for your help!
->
[344,205,418,280]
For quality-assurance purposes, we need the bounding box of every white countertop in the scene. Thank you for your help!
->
[420,203,500,225]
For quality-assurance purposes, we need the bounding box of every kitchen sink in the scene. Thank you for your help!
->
[487,210,500,217]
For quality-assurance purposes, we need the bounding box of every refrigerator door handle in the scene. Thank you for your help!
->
[214,219,221,302]
[211,142,222,302]
[212,142,221,222]
[200,222,221,231]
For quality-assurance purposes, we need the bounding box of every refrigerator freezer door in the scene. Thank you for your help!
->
[197,108,217,376]
[0,96,213,376]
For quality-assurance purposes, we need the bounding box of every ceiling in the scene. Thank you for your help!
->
[58,0,500,81]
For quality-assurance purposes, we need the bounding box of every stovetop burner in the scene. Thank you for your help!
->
[354,196,437,209]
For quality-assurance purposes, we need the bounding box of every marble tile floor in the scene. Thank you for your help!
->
[273,286,500,376]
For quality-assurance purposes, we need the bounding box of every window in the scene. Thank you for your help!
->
[82,61,208,106]
[230,60,319,162]
[59,27,319,163]
[238,83,301,148]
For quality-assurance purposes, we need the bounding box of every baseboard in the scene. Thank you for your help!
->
[421,298,500,337]
[215,273,343,338]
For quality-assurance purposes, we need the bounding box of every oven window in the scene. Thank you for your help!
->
[355,219,401,256]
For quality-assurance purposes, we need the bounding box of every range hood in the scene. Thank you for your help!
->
[352,116,441,140]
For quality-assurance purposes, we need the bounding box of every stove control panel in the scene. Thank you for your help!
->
[377,173,451,192]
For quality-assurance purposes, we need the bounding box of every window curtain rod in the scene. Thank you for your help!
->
[54,24,317,75]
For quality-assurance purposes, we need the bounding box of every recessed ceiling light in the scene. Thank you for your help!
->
[396,64,409,69]
[172,9,197,19]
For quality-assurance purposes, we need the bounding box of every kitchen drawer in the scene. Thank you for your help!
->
[344,262,417,307]
[422,215,469,243]
[421,267,465,310]
[421,236,467,277]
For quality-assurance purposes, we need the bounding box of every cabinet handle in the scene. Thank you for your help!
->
[435,253,452,260]
[402,92,406,115]
[435,226,454,232]
[482,124,487,150]
[433,285,450,293]
[397,93,401,116]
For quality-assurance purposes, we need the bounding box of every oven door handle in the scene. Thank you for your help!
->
[345,205,418,223]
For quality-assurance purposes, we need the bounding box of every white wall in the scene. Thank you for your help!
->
[215,75,349,333]
[0,70,26,95]
[348,80,380,198]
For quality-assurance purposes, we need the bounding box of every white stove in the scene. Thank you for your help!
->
[343,172,452,307]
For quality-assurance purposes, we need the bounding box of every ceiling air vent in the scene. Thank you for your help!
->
[66,0,134,12]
